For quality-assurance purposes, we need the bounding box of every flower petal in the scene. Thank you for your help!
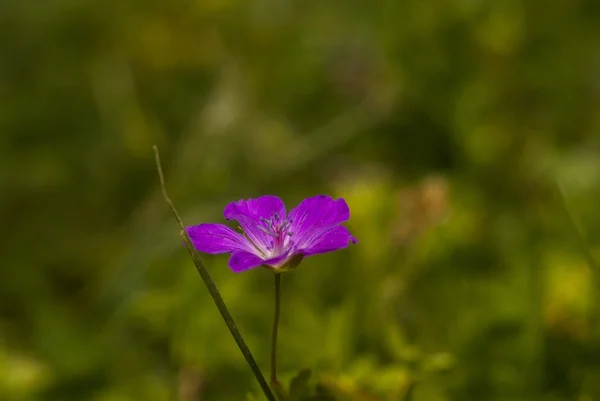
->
[186,224,256,254]
[288,195,351,248]
[228,250,293,272]
[223,195,287,254]
[299,226,358,257]
[263,251,293,269]
[228,251,266,272]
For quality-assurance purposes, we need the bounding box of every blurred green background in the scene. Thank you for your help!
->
[2,0,600,400]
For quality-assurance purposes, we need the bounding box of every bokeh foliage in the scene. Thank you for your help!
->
[1,0,600,400]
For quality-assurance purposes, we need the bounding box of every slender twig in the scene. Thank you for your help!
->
[270,273,286,400]
[153,145,276,401]
[271,274,281,385]
[555,180,599,272]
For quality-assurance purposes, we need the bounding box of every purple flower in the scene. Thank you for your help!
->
[186,195,358,273]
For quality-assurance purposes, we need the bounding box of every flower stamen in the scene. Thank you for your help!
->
[254,213,296,257]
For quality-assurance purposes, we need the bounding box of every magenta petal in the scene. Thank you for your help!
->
[228,251,266,272]
[288,195,351,248]
[223,195,286,253]
[263,251,293,268]
[228,250,292,272]
[300,226,358,256]
[186,224,255,254]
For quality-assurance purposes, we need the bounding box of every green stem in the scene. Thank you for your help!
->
[153,146,276,401]
[271,273,281,385]
[555,181,599,272]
